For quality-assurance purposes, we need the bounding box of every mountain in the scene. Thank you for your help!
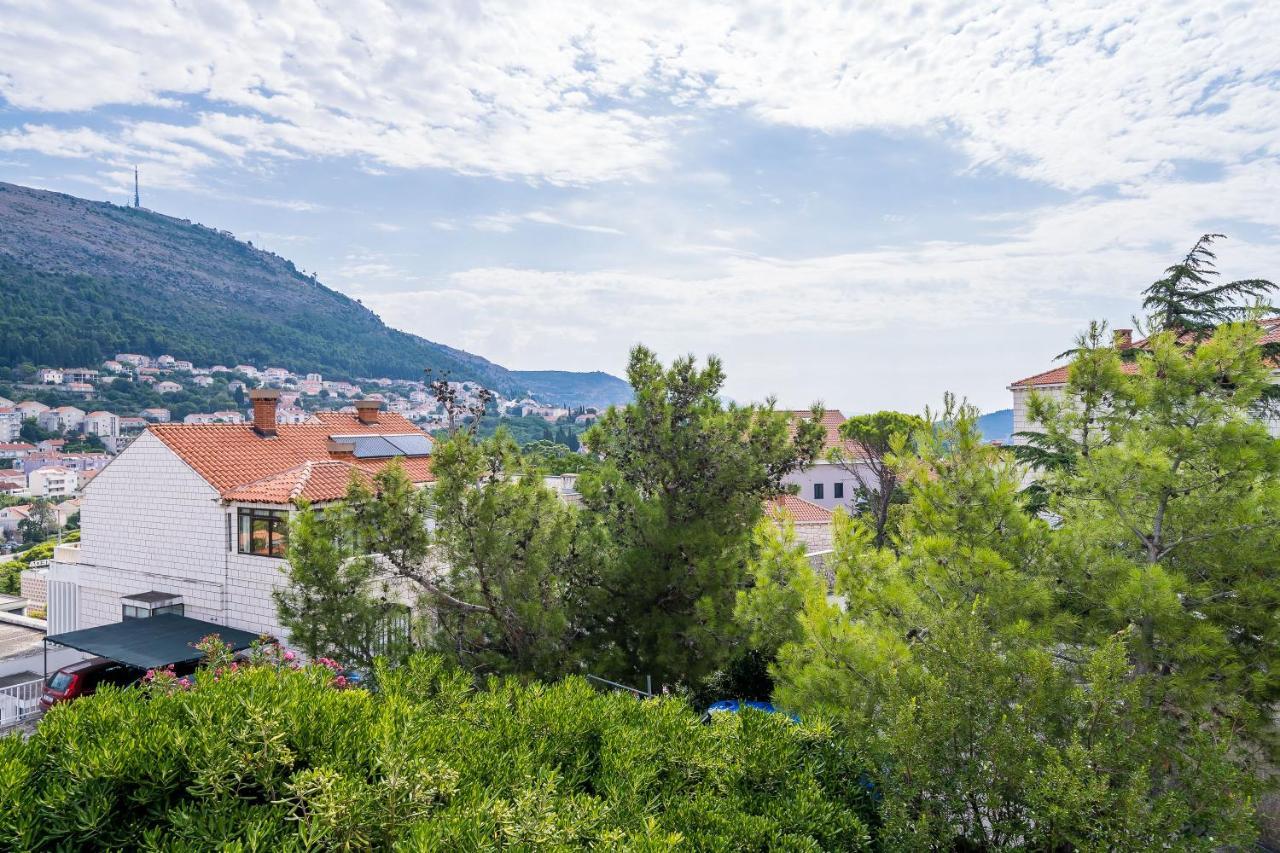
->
[0,182,631,407]
[976,408,1013,443]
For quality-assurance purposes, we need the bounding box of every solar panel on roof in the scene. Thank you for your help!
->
[330,433,434,459]
[385,434,433,457]
[350,435,399,458]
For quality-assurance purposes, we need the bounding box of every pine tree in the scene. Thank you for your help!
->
[1141,233,1274,336]
[577,346,825,687]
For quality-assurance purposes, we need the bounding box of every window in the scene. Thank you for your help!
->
[813,483,824,500]
[122,602,183,620]
[834,482,844,499]
[238,508,289,557]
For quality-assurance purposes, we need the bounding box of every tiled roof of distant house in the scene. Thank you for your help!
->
[787,409,868,459]
[149,410,433,502]
[766,493,835,524]
[1010,318,1280,389]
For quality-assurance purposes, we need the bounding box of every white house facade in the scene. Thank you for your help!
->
[781,409,876,513]
[47,394,434,643]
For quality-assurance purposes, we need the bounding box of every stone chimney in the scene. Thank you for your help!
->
[354,399,381,425]
[249,388,281,437]
[1113,328,1133,349]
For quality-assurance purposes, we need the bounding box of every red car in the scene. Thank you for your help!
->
[39,658,145,709]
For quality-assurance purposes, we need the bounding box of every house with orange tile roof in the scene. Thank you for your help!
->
[46,391,435,640]
[1007,319,1280,444]
[782,409,874,512]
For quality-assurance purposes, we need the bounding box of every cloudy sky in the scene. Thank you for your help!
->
[1,1,1278,412]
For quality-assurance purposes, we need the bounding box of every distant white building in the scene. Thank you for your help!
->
[156,355,176,368]
[183,411,246,425]
[27,465,78,499]
[155,381,183,394]
[37,406,86,433]
[115,353,148,367]
[14,401,49,420]
[141,408,171,423]
[63,368,99,384]
[36,368,64,385]
[781,410,875,513]
[83,411,119,439]
[0,408,21,442]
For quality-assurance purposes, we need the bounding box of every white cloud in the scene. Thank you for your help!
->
[361,156,1280,408]
[0,1,1275,190]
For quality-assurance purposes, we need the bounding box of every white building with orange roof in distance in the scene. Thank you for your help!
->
[783,409,875,513]
[1008,319,1280,444]
[47,393,434,640]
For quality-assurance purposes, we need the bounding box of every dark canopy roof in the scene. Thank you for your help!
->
[46,614,262,670]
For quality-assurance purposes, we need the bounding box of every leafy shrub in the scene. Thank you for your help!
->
[0,655,873,850]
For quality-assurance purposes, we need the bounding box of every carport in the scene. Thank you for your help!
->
[43,614,263,677]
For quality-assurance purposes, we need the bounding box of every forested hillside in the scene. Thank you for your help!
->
[0,183,630,407]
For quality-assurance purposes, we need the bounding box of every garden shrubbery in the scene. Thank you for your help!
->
[0,654,874,850]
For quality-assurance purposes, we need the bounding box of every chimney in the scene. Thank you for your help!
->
[1113,328,1133,349]
[248,388,281,437]
[354,399,381,425]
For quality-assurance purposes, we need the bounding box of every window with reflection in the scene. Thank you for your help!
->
[237,508,289,558]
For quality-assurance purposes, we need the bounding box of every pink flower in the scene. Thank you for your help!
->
[283,650,296,662]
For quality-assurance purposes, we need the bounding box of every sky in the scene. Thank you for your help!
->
[1,1,1278,413]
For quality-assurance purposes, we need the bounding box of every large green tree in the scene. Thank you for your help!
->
[1036,322,1280,735]
[577,346,825,688]
[278,432,587,677]
[831,410,926,548]
[1141,233,1274,336]
[756,401,1261,847]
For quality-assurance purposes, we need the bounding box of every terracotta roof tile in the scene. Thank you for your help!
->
[787,409,869,459]
[223,460,376,504]
[1009,318,1280,389]
[150,411,434,502]
[766,494,835,524]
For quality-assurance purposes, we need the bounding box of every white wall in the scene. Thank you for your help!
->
[54,432,229,631]
[49,431,298,640]
[782,461,876,512]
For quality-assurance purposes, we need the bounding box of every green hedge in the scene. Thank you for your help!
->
[0,656,874,850]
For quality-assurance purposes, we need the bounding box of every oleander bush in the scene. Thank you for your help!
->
[0,655,874,850]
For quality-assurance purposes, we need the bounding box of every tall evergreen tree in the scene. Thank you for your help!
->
[1141,233,1274,336]
[577,346,825,687]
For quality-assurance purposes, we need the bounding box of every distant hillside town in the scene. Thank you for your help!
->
[0,352,600,547]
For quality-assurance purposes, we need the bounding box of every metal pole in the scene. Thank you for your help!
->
[646,675,652,697]
[43,638,47,681]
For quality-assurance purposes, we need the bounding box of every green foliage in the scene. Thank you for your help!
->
[766,399,1262,848]
[577,346,825,687]
[1141,233,1275,336]
[521,439,597,474]
[834,410,927,547]
[280,436,589,679]
[429,430,589,678]
[1041,321,1280,728]
[735,515,823,659]
[0,656,873,850]
[0,530,79,594]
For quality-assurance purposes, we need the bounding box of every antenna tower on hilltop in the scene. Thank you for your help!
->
[133,166,140,208]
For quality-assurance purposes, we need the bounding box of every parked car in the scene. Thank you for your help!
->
[40,658,145,709]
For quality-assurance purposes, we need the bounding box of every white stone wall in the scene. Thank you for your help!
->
[1010,385,1065,446]
[51,432,231,632]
